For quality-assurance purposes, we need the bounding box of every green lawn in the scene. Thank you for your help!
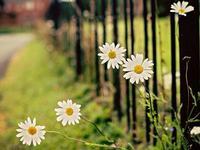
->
[0,37,131,149]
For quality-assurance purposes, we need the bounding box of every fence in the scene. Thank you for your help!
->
[61,0,199,147]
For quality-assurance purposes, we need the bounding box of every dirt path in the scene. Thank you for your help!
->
[0,33,33,78]
[0,33,33,134]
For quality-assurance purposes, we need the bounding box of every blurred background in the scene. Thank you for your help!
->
[0,0,191,149]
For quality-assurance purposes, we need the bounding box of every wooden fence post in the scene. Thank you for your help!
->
[123,0,131,132]
[179,0,200,147]
[75,0,83,78]
[129,0,137,140]
[94,0,100,96]
[170,0,177,143]
[150,0,158,145]
[143,0,151,143]
[112,0,122,121]
[101,0,108,82]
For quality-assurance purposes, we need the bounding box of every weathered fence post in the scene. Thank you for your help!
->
[75,0,83,78]
[112,0,122,121]
[101,0,108,82]
[123,0,131,132]
[129,0,137,140]
[179,0,200,147]
[150,0,158,145]
[170,0,177,143]
[93,0,100,96]
[143,0,151,144]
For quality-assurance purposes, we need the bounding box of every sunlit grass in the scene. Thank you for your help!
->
[0,38,129,149]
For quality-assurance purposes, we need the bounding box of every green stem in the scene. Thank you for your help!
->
[188,112,200,122]
[47,130,87,143]
[185,58,190,119]
[127,143,135,150]
[148,92,166,150]
[187,105,195,121]
[47,130,127,150]
[139,84,166,150]
[183,57,192,130]
[85,143,124,149]
[81,116,114,143]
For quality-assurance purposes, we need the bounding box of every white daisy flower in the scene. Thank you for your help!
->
[16,117,46,146]
[98,43,126,69]
[191,126,200,135]
[123,54,154,84]
[55,99,81,126]
[170,1,194,16]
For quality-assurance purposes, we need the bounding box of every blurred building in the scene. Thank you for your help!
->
[134,0,143,16]
[0,0,50,26]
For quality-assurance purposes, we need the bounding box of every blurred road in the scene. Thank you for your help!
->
[0,33,33,78]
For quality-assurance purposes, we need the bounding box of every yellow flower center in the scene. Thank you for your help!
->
[178,8,185,14]
[66,107,74,116]
[108,50,116,59]
[134,65,144,74]
[28,126,37,135]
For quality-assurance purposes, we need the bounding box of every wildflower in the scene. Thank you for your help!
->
[55,99,81,126]
[191,126,200,135]
[98,43,126,69]
[123,54,153,84]
[170,1,194,16]
[16,117,46,146]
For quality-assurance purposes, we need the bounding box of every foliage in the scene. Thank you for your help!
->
[60,2,75,22]
[50,0,171,19]
[141,88,200,150]
[0,26,31,34]
[157,0,171,17]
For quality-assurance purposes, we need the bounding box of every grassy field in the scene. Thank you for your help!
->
[0,38,131,149]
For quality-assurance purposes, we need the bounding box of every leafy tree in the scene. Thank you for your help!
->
[157,0,170,17]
